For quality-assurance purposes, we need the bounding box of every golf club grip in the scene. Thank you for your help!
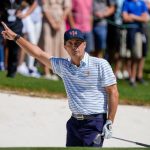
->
[135,142,150,147]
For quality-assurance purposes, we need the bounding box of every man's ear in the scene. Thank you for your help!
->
[64,45,67,50]
[83,42,86,48]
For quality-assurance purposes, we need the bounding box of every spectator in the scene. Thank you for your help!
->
[122,0,149,86]
[104,0,119,74]
[119,29,131,79]
[92,0,115,58]
[144,0,150,12]
[114,0,130,80]
[39,0,71,80]
[0,36,4,71]
[17,0,42,78]
[30,0,42,44]
[0,0,23,77]
[136,0,150,83]
[68,0,94,54]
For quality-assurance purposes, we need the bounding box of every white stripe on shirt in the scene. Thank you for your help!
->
[50,52,116,115]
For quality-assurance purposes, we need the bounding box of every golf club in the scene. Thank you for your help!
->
[112,136,150,147]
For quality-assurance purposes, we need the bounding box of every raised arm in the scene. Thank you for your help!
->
[1,22,52,68]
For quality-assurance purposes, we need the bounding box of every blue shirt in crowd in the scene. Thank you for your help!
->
[122,0,148,27]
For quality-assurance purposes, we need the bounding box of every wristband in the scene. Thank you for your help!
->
[14,34,21,42]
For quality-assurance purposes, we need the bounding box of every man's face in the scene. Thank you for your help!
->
[64,38,86,58]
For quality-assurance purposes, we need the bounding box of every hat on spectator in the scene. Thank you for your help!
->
[64,28,85,42]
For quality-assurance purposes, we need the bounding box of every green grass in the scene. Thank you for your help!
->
[0,70,150,105]
[0,148,149,150]
[118,79,150,105]
[0,72,66,98]
[118,44,150,105]
[0,46,150,105]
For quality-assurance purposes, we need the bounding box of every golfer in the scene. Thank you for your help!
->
[1,22,119,147]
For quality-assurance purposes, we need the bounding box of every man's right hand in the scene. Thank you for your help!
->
[1,21,17,40]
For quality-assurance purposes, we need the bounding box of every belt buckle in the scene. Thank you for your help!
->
[76,114,84,120]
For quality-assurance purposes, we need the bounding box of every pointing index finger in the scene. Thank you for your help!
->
[1,21,9,30]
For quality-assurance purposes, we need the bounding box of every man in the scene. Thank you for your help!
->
[93,0,116,58]
[122,0,149,86]
[0,31,4,70]
[0,0,36,78]
[0,0,23,77]
[1,23,119,147]
[105,0,121,79]
[68,0,94,54]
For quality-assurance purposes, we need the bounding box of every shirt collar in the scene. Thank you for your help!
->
[68,52,89,67]
[81,52,89,66]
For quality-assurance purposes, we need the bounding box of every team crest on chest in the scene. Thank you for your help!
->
[83,71,90,76]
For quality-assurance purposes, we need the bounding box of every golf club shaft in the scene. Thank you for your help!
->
[112,136,150,147]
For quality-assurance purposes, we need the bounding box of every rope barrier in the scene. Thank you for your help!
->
[106,19,150,29]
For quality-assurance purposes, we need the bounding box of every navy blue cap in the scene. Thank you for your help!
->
[64,28,85,42]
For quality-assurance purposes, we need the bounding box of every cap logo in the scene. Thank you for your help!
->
[69,31,77,36]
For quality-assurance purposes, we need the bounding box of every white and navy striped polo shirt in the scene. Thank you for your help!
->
[50,52,116,115]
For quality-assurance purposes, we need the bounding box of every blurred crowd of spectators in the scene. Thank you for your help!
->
[0,0,150,87]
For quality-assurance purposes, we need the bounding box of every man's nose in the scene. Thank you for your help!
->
[72,46,77,51]
[72,44,78,49]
